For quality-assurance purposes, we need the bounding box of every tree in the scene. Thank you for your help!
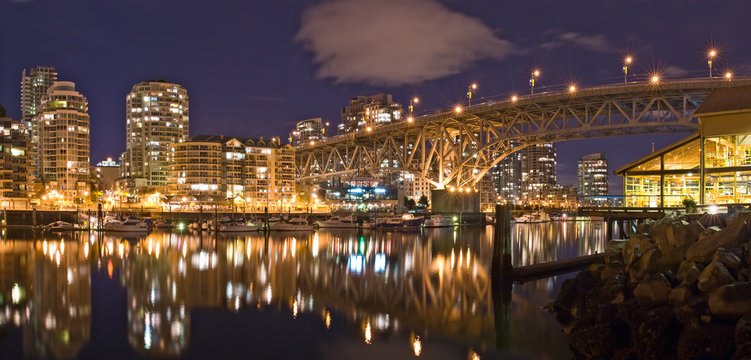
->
[404,196,416,210]
[418,195,429,208]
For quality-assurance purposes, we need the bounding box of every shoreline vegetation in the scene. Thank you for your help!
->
[547,210,751,359]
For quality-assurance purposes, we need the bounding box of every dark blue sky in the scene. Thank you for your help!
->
[2,0,749,193]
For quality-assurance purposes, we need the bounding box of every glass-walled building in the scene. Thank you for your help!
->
[616,85,751,207]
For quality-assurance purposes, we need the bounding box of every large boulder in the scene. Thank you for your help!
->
[634,273,672,305]
[676,260,704,286]
[653,220,701,267]
[735,313,751,360]
[698,261,735,293]
[713,247,742,270]
[605,239,628,263]
[708,282,751,318]
[628,247,664,282]
[669,284,696,306]
[622,233,655,267]
[686,221,749,264]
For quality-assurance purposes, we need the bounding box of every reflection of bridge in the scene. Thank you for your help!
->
[297,78,751,187]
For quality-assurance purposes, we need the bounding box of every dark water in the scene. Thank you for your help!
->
[0,222,605,359]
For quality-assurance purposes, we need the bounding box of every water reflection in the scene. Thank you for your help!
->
[0,222,604,359]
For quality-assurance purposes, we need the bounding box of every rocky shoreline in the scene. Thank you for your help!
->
[547,211,751,359]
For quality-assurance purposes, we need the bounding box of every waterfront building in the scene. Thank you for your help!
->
[402,173,432,204]
[338,93,402,134]
[168,135,294,210]
[616,85,751,207]
[520,143,557,203]
[322,176,398,210]
[0,110,31,198]
[20,66,57,181]
[36,81,90,198]
[491,143,523,203]
[577,152,609,206]
[540,184,578,208]
[121,80,189,194]
[290,117,326,147]
[92,157,120,192]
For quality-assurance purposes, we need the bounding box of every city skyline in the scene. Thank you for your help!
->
[3,0,751,194]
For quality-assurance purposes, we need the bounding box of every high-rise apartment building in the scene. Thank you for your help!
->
[121,80,189,193]
[338,93,402,134]
[169,135,294,210]
[0,109,31,198]
[578,152,609,205]
[491,142,523,203]
[290,118,326,147]
[20,66,57,181]
[520,143,557,203]
[36,81,90,197]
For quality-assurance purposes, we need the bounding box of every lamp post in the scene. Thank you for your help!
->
[466,83,477,106]
[707,49,717,78]
[408,97,419,123]
[529,70,540,95]
[623,56,632,84]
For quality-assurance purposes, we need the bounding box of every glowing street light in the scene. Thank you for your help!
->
[409,97,419,116]
[454,106,463,114]
[623,56,633,84]
[466,83,478,106]
[708,49,717,77]
[529,69,540,95]
[725,71,733,80]
[407,116,414,123]
[650,74,660,85]
[510,95,518,102]
[568,84,577,93]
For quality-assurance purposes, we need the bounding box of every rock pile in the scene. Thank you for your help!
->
[547,212,751,359]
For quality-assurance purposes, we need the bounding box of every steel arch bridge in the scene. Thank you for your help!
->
[296,78,751,188]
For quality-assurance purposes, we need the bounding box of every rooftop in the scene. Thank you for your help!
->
[694,85,751,116]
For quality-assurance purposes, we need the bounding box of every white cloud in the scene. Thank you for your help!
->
[663,66,689,77]
[540,31,614,53]
[295,0,515,86]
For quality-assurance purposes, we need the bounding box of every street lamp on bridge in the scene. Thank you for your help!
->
[466,83,477,106]
[529,69,540,95]
[707,49,717,77]
[623,56,633,84]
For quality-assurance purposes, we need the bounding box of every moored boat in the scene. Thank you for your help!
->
[43,221,78,232]
[217,220,259,232]
[104,217,150,232]
[423,214,454,228]
[270,217,313,231]
[317,215,359,228]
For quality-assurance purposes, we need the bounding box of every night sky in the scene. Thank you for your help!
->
[2,0,750,194]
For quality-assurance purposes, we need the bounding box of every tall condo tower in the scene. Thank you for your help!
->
[20,66,57,180]
[121,80,189,192]
[37,81,90,197]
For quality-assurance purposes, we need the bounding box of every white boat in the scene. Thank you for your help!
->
[104,217,149,232]
[362,218,378,229]
[379,216,404,229]
[270,217,313,231]
[44,221,78,231]
[423,215,454,228]
[515,211,549,223]
[317,215,359,228]
[217,220,259,232]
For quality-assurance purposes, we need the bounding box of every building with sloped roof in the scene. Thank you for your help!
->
[615,85,751,206]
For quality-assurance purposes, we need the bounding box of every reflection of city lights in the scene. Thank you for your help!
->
[266,285,272,304]
[411,333,422,357]
[84,242,89,257]
[107,260,113,278]
[292,299,298,318]
[323,310,331,329]
[469,349,480,360]
[364,321,372,344]
[11,283,20,304]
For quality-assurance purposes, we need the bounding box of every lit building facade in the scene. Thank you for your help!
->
[0,115,31,198]
[92,157,120,192]
[491,142,523,203]
[20,66,57,181]
[616,86,751,207]
[36,81,90,197]
[520,143,557,203]
[338,93,402,134]
[290,117,326,147]
[402,173,432,204]
[577,152,608,206]
[121,81,189,193]
[168,135,294,209]
[539,184,578,208]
